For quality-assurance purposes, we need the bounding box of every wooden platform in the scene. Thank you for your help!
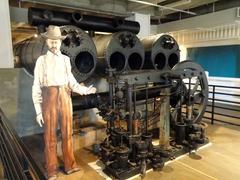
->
[1,122,240,179]
[76,122,240,180]
[133,122,240,180]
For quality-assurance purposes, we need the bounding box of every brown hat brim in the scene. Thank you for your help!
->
[41,32,67,40]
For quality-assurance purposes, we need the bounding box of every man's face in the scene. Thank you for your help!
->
[46,39,62,54]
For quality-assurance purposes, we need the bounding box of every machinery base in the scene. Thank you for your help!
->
[103,160,152,180]
[102,138,209,179]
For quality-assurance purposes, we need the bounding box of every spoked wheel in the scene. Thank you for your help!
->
[170,60,208,123]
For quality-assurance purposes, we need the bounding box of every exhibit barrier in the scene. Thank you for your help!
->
[0,108,46,180]
[205,84,240,126]
[183,83,240,126]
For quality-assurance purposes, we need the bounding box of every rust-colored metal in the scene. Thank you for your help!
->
[132,119,139,135]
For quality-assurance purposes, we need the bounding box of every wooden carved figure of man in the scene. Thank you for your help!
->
[32,25,96,180]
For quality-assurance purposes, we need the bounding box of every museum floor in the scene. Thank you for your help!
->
[1,121,240,180]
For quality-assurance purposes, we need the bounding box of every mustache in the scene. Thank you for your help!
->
[49,47,59,55]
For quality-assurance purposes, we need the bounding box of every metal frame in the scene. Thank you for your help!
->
[204,84,240,126]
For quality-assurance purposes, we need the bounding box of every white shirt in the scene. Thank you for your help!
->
[32,50,88,105]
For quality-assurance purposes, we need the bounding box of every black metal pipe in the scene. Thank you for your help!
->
[133,85,136,119]
[72,12,140,34]
[72,86,163,111]
[145,84,148,134]
[28,8,71,26]
[175,123,186,144]
[127,84,133,134]
[204,118,240,127]
[211,86,215,124]
[211,105,240,112]
[209,92,240,97]
[212,112,240,119]
[212,98,240,104]
[72,93,108,111]
[28,7,140,34]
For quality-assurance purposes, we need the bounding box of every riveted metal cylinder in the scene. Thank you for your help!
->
[13,37,48,75]
[141,34,180,70]
[93,31,144,75]
[60,25,97,82]
[13,25,97,82]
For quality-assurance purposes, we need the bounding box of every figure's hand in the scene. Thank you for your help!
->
[36,113,44,127]
[87,87,97,94]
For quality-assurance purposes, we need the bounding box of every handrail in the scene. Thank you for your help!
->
[0,108,46,180]
[208,84,240,89]
[205,84,240,126]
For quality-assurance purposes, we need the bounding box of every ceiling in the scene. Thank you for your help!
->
[127,0,240,24]
[9,0,240,44]
[10,0,240,24]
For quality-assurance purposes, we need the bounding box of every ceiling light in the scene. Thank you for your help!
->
[85,31,111,35]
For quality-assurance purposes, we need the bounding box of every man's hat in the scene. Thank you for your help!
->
[41,25,66,40]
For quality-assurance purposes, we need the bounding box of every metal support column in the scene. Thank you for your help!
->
[127,84,133,135]
[159,88,170,150]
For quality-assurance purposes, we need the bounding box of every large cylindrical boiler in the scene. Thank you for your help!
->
[14,37,48,75]
[141,34,180,70]
[14,25,97,82]
[93,31,144,74]
[60,25,97,82]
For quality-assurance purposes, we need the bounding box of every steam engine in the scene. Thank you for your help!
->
[13,8,209,179]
